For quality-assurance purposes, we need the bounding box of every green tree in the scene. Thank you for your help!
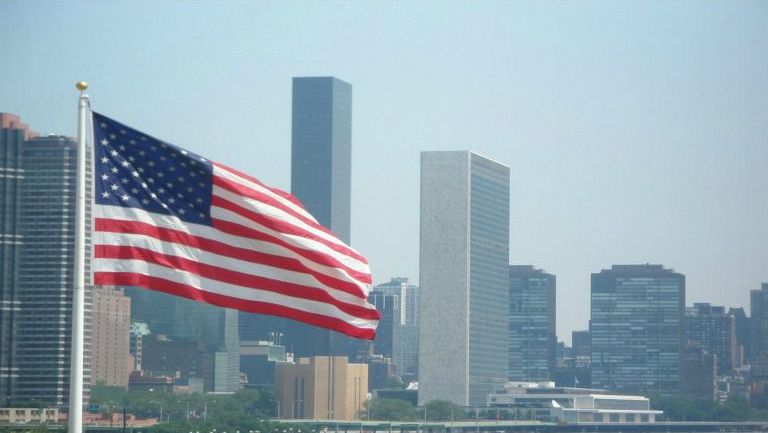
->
[420,400,465,421]
[362,398,417,421]
[90,382,129,405]
[649,394,768,422]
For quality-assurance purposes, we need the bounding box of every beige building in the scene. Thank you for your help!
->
[0,408,58,425]
[275,356,367,420]
[91,286,131,387]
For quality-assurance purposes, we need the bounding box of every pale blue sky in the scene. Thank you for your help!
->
[2,1,766,342]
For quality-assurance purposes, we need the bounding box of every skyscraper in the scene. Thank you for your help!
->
[15,135,92,406]
[367,291,399,360]
[508,265,556,381]
[591,264,685,395]
[684,303,739,375]
[370,277,419,381]
[291,76,351,244]
[0,114,36,406]
[750,283,768,381]
[680,341,717,401]
[419,151,510,406]
[240,76,355,359]
[729,307,750,365]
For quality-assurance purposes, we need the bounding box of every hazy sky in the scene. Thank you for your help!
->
[2,1,766,343]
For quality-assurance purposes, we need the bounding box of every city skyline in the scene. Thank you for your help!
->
[1,1,767,342]
[2,104,767,403]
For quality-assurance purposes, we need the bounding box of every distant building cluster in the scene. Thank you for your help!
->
[1,78,767,425]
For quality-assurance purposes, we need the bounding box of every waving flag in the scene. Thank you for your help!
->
[91,112,379,339]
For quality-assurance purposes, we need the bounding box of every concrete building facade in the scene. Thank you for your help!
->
[275,356,367,420]
[487,382,662,424]
[418,151,510,406]
[90,286,131,387]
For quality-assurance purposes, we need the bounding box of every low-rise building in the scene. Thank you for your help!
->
[275,356,367,420]
[487,382,662,424]
[0,408,58,425]
[240,340,289,388]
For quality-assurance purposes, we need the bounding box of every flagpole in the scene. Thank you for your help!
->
[68,81,89,433]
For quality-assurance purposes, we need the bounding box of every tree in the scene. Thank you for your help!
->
[649,394,768,422]
[362,398,417,421]
[90,382,130,406]
[420,400,465,421]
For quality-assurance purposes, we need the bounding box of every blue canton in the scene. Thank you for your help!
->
[93,112,213,225]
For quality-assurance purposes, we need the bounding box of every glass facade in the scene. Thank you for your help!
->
[684,303,739,375]
[371,277,419,381]
[367,292,400,359]
[750,283,768,380]
[290,76,351,244]
[241,77,356,360]
[419,151,509,406]
[0,124,25,405]
[468,154,510,405]
[508,265,556,381]
[590,264,685,395]
[15,136,92,407]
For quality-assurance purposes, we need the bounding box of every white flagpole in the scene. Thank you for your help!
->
[68,81,89,433]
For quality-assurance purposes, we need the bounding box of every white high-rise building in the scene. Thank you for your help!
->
[418,151,510,406]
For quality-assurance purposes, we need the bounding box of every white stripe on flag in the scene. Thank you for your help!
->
[94,258,377,330]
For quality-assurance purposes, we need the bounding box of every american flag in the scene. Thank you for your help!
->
[91,112,379,339]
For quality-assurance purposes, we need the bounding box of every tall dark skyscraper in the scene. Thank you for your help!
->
[419,151,510,406]
[15,135,92,406]
[729,307,750,364]
[750,283,768,381]
[239,77,355,359]
[508,265,556,381]
[0,114,35,405]
[684,303,739,375]
[291,76,351,243]
[591,264,685,395]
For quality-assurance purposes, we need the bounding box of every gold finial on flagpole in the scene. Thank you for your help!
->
[76,81,88,92]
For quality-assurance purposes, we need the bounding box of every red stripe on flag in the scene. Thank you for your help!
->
[94,244,380,321]
[94,272,376,340]
[214,162,309,213]
[212,194,368,265]
[213,174,340,241]
[95,218,368,299]
[212,217,372,285]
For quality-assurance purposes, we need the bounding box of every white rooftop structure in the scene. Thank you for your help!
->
[488,381,662,424]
